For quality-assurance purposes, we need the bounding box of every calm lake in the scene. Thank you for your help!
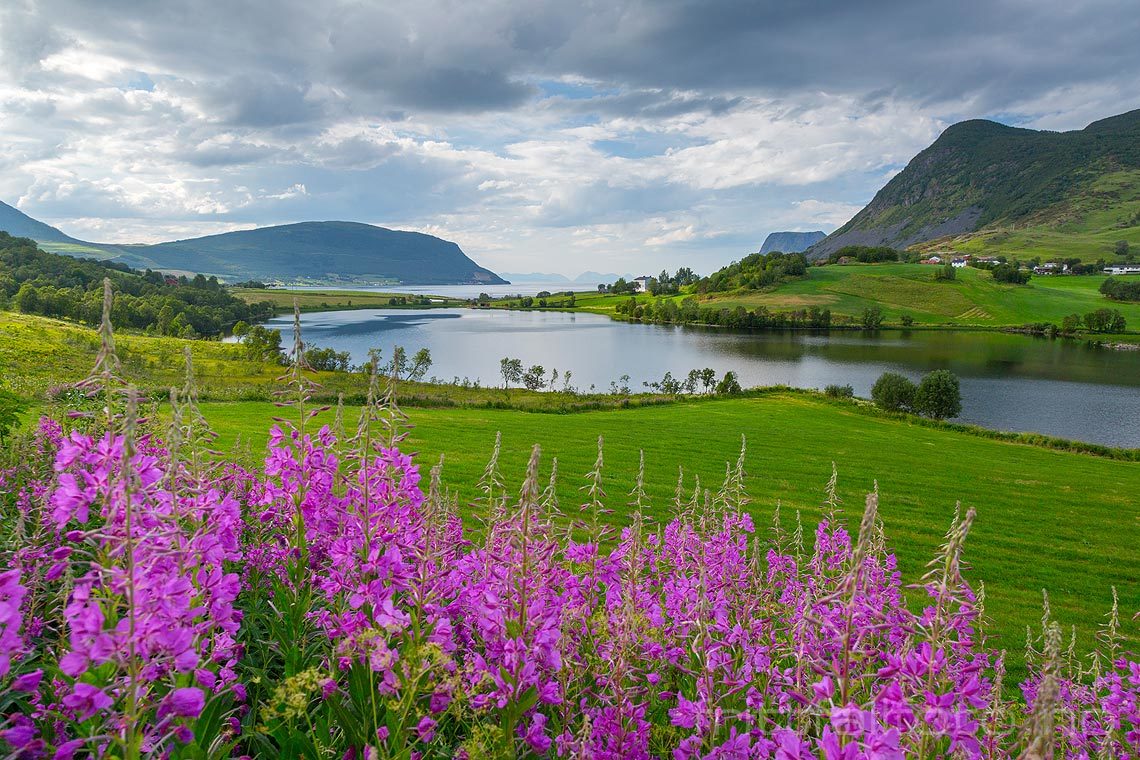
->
[290,281,599,299]
[263,307,1140,448]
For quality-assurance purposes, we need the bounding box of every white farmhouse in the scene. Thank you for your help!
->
[632,276,653,292]
[951,257,969,268]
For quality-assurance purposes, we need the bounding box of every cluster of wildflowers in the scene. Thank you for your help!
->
[1,285,1137,758]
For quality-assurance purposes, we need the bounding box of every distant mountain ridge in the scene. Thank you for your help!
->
[806,108,1140,259]
[759,231,825,254]
[0,201,88,244]
[0,201,505,285]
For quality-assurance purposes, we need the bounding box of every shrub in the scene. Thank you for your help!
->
[934,263,956,281]
[823,383,854,399]
[992,263,1031,284]
[1100,276,1140,302]
[827,245,901,264]
[871,371,916,411]
[1083,308,1127,333]
[715,370,742,394]
[303,344,351,372]
[860,305,884,330]
[913,369,963,420]
[899,313,914,327]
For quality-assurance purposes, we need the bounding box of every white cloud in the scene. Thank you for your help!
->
[645,224,697,246]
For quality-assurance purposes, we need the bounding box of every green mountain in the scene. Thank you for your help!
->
[0,202,505,284]
[760,230,825,254]
[808,109,1140,260]
[0,200,82,243]
[126,222,506,285]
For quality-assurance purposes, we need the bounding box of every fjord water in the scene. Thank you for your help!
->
[267,307,1140,448]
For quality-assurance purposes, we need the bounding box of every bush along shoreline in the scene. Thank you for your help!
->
[0,281,1137,758]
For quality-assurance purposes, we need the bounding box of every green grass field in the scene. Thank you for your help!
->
[569,264,1140,329]
[197,394,1139,682]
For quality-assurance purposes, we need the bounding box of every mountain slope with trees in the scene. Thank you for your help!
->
[0,202,506,285]
[130,221,507,284]
[0,232,273,337]
[808,109,1140,259]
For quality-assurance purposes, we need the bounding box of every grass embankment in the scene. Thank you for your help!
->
[566,264,1140,329]
[231,287,467,312]
[197,394,1140,682]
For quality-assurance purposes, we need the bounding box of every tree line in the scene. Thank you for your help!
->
[614,296,837,330]
[1099,276,1140,302]
[232,323,433,380]
[498,356,745,396]
[0,232,274,337]
[603,268,700,296]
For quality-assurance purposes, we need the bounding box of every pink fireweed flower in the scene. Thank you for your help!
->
[62,682,113,721]
[162,687,206,719]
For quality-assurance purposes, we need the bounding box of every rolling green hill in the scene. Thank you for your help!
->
[809,109,1140,261]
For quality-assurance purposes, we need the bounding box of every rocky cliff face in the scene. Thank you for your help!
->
[759,230,825,254]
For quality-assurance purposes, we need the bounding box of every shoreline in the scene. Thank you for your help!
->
[245,287,1140,341]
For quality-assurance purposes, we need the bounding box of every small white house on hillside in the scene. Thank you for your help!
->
[632,276,652,292]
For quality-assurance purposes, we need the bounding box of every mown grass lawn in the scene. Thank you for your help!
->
[198,393,1140,682]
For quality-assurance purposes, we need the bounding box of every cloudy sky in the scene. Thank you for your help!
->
[1,0,1138,276]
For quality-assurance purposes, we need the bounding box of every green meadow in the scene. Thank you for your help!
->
[196,393,1140,681]
[570,263,1140,328]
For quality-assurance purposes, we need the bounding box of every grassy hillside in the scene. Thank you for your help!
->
[810,110,1140,258]
[914,169,1140,262]
[573,264,1140,328]
[196,395,1139,681]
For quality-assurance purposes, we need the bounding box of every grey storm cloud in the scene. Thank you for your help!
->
[6,0,1138,116]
